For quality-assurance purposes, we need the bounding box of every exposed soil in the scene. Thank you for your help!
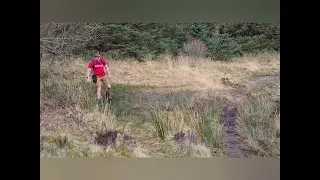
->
[174,131,202,147]
[95,130,118,147]
[94,130,137,149]
[221,101,250,158]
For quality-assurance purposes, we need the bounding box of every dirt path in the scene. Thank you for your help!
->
[221,100,250,158]
[221,75,280,158]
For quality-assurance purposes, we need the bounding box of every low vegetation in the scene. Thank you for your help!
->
[40,51,280,158]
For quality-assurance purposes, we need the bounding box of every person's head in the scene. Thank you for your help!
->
[94,57,99,61]
[95,53,101,61]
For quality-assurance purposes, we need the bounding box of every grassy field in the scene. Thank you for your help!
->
[40,52,280,158]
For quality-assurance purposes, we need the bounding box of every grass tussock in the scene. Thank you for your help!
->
[148,93,224,152]
[237,94,280,157]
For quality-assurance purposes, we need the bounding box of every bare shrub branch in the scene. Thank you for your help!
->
[182,39,208,58]
[40,22,102,58]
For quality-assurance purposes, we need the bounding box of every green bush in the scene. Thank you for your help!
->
[206,35,242,60]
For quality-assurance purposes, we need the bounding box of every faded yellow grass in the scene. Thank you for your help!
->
[41,52,279,94]
[109,52,279,93]
[40,104,117,137]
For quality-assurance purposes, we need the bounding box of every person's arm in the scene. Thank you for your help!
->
[105,65,112,77]
[103,58,112,77]
[87,68,92,77]
[87,61,93,81]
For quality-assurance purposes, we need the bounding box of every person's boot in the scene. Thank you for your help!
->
[106,92,112,102]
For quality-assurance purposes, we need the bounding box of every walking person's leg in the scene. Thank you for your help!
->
[96,77,103,104]
[101,76,112,100]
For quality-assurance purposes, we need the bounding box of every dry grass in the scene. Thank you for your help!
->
[236,94,280,157]
[110,51,279,92]
[40,51,280,158]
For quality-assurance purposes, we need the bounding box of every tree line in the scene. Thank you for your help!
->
[40,22,280,61]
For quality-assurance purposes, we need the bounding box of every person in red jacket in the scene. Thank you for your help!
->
[87,53,112,104]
